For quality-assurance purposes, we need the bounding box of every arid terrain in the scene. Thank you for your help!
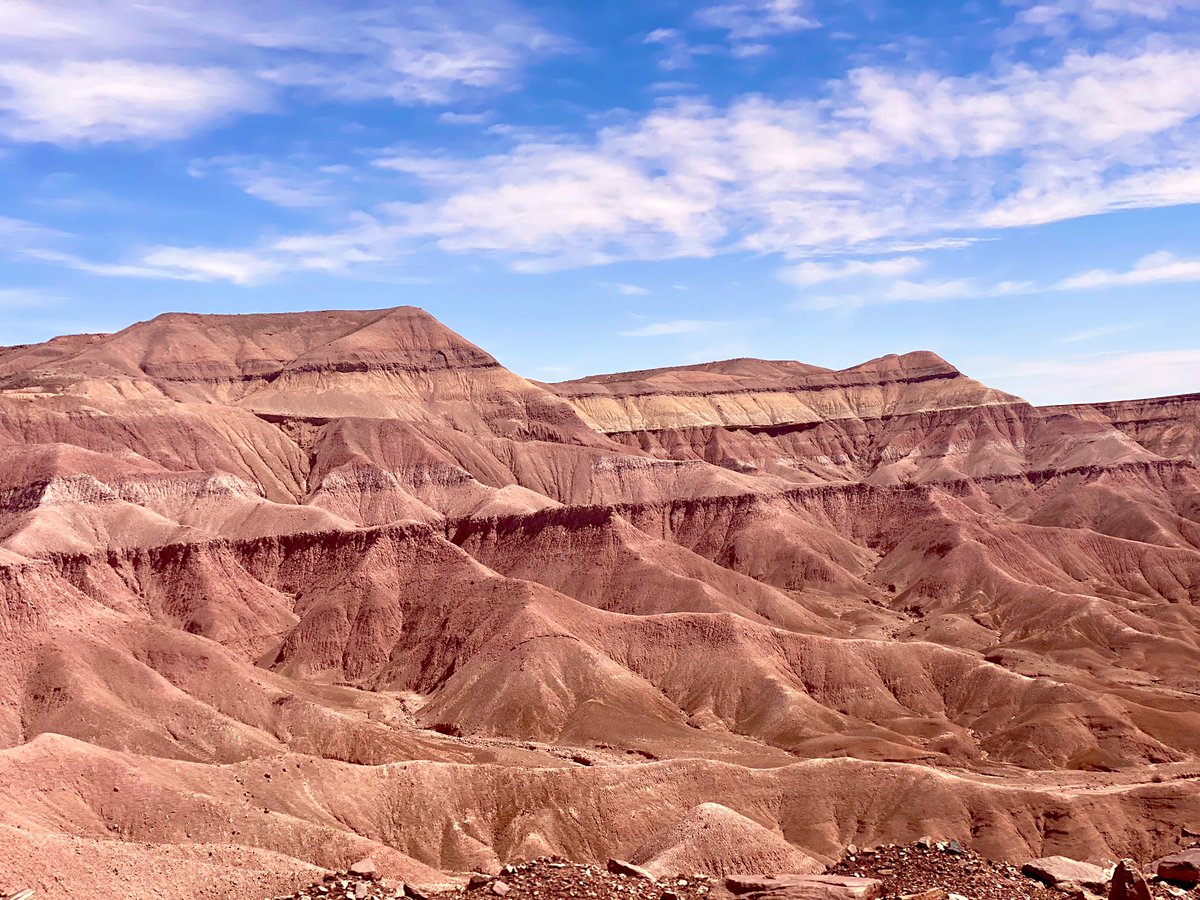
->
[0,306,1197,899]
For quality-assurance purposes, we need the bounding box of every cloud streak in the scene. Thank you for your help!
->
[978,348,1200,405]
[0,0,565,144]
[620,319,719,337]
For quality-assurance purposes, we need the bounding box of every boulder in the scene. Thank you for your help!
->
[1156,849,1200,885]
[350,858,379,879]
[491,881,511,896]
[608,859,657,881]
[1023,856,1114,892]
[1108,860,1152,900]
[724,874,884,900]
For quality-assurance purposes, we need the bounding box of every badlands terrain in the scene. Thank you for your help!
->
[0,306,1197,899]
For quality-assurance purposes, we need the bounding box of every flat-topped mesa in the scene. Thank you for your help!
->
[0,307,603,436]
[549,351,1024,434]
[1,306,496,385]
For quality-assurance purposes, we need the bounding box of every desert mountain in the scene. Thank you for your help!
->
[0,307,1197,899]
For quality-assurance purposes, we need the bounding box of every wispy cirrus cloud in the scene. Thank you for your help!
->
[696,0,818,44]
[620,319,719,337]
[793,277,1037,311]
[789,248,1200,312]
[779,256,925,287]
[1012,0,1195,38]
[1060,323,1140,343]
[0,288,61,310]
[0,59,266,143]
[0,0,565,144]
[1055,251,1200,290]
[604,282,653,296]
[975,348,1200,405]
[188,155,342,209]
[26,247,284,285]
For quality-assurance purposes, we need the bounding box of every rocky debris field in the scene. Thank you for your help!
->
[265,842,1200,900]
[270,857,719,900]
[828,841,1059,900]
[828,840,1200,900]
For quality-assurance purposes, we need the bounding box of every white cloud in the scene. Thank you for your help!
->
[791,277,1037,310]
[779,256,925,286]
[0,60,264,143]
[792,247,1200,313]
[0,288,60,310]
[620,319,719,337]
[1055,251,1200,291]
[330,42,1200,272]
[977,349,1200,405]
[604,282,653,296]
[1060,323,1139,343]
[883,278,1037,302]
[696,0,819,42]
[190,156,340,209]
[0,215,62,245]
[438,111,495,125]
[644,28,704,71]
[373,139,726,269]
[27,247,282,284]
[262,15,565,105]
[1013,0,1192,37]
[0,1,565,144]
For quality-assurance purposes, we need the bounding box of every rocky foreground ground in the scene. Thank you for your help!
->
[248,841,1200,900]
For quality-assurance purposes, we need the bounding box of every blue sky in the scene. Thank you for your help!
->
[1,0,1199,403]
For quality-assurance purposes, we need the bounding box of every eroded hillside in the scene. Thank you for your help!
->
[0,307,1197,899]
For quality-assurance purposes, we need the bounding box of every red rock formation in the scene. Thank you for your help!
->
[0,307,1197,899]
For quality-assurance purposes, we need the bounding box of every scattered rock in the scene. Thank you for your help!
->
[831,839,1064,900]
[1155,850,1200,886]
[724,874,883,900]
[1022,857,1114,893]
[608,859,657,881]
[350,859,379,880]
[1108,860,1152,900]
[901,889,948,900]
